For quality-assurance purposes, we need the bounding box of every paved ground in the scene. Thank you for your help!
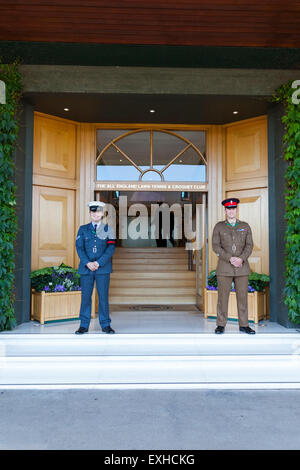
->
[1,388,300,450]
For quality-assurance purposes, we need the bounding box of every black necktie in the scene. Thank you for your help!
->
[94,224,97,233]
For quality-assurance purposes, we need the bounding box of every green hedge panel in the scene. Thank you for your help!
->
[272,81,300,324]
[0,60,22,331]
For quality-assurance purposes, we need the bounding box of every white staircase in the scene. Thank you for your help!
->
[1,333,300,389]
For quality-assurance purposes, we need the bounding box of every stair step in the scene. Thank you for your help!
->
[112,265,190,271]
[1,333,299,357]
[111,271,196,279]
[109,296,197,304]
[1,334,300,388]
[110,287,195,296]
[110,279,195,288]
[115,248,185,252]
[3,355,300,387]
[113,258,186,265]
[115,252,187,259]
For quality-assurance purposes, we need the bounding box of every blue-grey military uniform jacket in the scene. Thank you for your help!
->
[75,222,116,275]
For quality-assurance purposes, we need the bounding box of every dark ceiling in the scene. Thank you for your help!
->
[24,92,270,124]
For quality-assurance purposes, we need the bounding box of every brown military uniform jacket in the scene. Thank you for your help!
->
[212,220,254,277]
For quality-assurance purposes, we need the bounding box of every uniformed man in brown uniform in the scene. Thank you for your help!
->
[212,198,255,335]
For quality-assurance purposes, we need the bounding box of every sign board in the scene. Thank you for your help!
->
[95,181,207,192]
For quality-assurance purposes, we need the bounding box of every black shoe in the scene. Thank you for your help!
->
[102,326,115,334]
[215,326,225,334]
[239,326,256,335]
[75,326,88,334]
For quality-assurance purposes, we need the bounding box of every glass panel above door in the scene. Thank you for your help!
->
[96,129,206,182]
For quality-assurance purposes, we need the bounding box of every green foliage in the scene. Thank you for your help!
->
[30,263,81,293]
[271,81,300,324]
[207,270,270,292]
[248,272,270,292]
[0,59,22,331]
[207,270,218,288]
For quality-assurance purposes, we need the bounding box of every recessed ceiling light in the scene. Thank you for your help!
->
[119,159,123,162]
[64,108,69,111]
[150,109,155,113]
[233,111,238,114]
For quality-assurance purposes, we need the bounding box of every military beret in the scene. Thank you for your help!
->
[87,201,106,212]
[222,198,240,208]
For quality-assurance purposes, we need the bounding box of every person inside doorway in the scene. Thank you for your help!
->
[155,201,167,247]
[75,201,116,334]
[212,198,255,335]
[155,201,175,247]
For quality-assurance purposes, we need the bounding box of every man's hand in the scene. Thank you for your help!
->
[86,262,99,271]
[230,257,243,268]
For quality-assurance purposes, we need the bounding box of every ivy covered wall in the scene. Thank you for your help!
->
[272,81,300,324]
[0,60,22,330]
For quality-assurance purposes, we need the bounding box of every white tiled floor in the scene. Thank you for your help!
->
[2,306,298,334]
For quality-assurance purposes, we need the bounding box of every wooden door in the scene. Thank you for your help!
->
[33,113,76,180]
[224,116,269,275]
[31,186,75,270]
[226,188,269,274]
[32,112,79,271]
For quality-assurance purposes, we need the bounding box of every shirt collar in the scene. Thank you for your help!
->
[91,221,104,229]
[225,219,240,227]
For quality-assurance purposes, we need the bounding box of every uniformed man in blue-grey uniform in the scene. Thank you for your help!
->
[75,201,116,334]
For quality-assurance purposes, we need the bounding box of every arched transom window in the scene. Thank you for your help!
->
[96,129,207,182]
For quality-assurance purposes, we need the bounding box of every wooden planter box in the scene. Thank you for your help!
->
[31,290,82,324]
[31,289,97,324]
[204,288,269,324]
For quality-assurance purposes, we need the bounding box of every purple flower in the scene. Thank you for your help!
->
[44,285,50,292]
[206,284,256,293]
[54,284,66,292]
